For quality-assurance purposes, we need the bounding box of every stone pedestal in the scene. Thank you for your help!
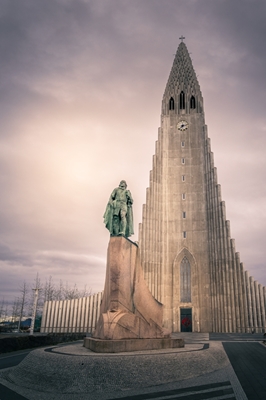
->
[84,236,184,352]
[84,337,184,353]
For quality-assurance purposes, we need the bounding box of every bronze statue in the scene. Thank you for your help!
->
[104,180,134,237]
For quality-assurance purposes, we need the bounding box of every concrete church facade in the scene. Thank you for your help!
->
[138,40,266,333]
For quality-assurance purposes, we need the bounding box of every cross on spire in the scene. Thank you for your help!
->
[179,35,185,42]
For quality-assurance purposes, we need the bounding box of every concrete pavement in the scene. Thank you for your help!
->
[223,342,266,400]
[0,334,264,400]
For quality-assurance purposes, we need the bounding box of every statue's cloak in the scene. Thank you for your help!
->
[103,201,134,237]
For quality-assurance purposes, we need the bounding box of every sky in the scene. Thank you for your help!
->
[0,0,266,307]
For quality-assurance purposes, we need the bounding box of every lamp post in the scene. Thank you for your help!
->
[30,288,41,335]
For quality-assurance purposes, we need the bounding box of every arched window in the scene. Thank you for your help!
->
[169,97,175,110]
[190,96,196,109]
[180,257,191,302]
[180,91,185,109]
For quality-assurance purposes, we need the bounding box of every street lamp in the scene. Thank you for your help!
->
[29,288,41,335]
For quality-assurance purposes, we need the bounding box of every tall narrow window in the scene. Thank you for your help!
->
[182,175,185,182]
[182,193,186,200]
[169,97,175,110]
[183,231,187,239]
[180,257,191,302]
[190,95,196,109]
[181,158,185,164]
[183,212,186,218]
[181,141,185,147]
[180,91,185,109]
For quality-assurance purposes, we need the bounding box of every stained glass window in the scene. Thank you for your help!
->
[180,257,191,302]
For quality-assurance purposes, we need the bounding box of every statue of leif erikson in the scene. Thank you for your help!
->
[103,180,134,237]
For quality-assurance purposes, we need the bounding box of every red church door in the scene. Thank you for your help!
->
[180,308,192,332]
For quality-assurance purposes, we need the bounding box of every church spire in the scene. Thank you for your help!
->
[162,40,203,115]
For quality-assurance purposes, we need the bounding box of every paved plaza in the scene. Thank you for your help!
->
[0,333,265,400]
[0,334,264,399]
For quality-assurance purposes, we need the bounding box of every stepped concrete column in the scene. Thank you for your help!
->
[245,271,253,332]
[249,276,258,332]
[217,185,225,332]
[231,238,240,332]
[240,261,249,332]
[259,284,266,331]
[254,281,262,333]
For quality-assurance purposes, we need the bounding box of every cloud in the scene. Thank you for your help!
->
[0,242,32,265]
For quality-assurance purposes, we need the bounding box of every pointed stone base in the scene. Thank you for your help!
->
[84,337,184,353]
[86,236,181,352]
[93,236,171,341]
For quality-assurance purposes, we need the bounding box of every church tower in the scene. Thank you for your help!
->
[138,39,266,333]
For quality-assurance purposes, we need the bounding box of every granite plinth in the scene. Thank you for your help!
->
[93,236,171,342]
[84,336,184,353]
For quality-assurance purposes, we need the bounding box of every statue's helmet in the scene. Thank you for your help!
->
[119,180,127,188]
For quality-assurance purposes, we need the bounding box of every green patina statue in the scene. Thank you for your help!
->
[104,180,134,237]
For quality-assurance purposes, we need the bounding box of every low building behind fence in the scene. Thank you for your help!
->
[41,291,103,334]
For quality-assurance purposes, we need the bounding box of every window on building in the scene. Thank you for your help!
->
[180,257,191,302]
[182,193,186,200]
[181,141,185,147]
[182,175,185,182]
[180,91,185,109]
[183,231,187,239]
[183,212,186,218]
[169,97,175,110]
[190,95,196,109]
[181,158,185,164]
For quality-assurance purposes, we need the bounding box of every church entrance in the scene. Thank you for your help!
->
[180,308,192,332]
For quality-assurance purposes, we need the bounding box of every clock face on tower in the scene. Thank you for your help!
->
[177,120,189,131]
